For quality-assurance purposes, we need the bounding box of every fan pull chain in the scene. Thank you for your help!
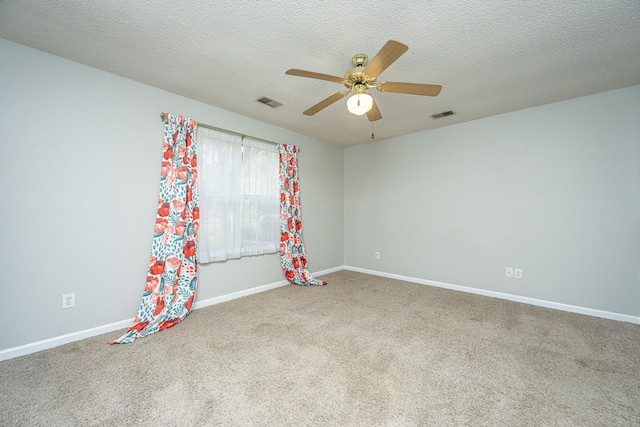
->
[371,122,375,140]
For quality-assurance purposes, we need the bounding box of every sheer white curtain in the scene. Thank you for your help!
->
[198,127,242,262]
[241,138,279,256]
[197,127,279,263]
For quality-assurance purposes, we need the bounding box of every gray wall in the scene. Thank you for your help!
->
[0,39,344,351]
[345,85,640,316]
[1,36,638,353]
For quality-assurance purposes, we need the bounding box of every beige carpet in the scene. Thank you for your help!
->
[1,270,639,426]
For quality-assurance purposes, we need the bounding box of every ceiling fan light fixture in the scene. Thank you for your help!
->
[347,92,373,116]
[286,40,441,122]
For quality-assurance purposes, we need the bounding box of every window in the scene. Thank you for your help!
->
[197,127,279,263]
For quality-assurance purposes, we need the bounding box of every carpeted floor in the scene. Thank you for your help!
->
[1,270,639,426]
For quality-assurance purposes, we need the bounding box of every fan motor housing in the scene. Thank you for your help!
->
[344,67,376,89]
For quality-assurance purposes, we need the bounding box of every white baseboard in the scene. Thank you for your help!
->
[311,265,346,277]
[192,279,289,310]
[0,318,135,362]
[193,265,343,310]
[0,266,344,362]
[4,265,635,362]
[344,265,640,325]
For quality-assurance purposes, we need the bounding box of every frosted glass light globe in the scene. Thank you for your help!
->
[347,92,373,115]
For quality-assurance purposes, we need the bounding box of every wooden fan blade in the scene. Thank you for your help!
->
[366,97,382,122]
[286,69,344,83]
[377,81,442,96]
[363,40,409,78]
[303,92,348,116]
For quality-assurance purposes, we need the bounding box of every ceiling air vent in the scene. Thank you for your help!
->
[431,110,455,119]
[256,96,283,108]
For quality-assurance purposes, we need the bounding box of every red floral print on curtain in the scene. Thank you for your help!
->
[278,144,326,286]
[109,113,199,344]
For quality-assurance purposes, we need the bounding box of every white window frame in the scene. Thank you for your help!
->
[197,127,279,263]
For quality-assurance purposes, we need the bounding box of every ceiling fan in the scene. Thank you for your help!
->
[285,40,442,122]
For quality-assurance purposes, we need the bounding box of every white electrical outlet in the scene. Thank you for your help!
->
[374,251,380,260]
[505,267,514,278]
[62,293,75,309]
[514,268,523,279]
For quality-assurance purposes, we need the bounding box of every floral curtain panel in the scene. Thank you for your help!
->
[110,114,200,344]
[278,144,326,286]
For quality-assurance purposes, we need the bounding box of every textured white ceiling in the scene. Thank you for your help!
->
[1,1,639,146]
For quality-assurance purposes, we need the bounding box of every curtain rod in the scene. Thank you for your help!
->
[160,112,280,147]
